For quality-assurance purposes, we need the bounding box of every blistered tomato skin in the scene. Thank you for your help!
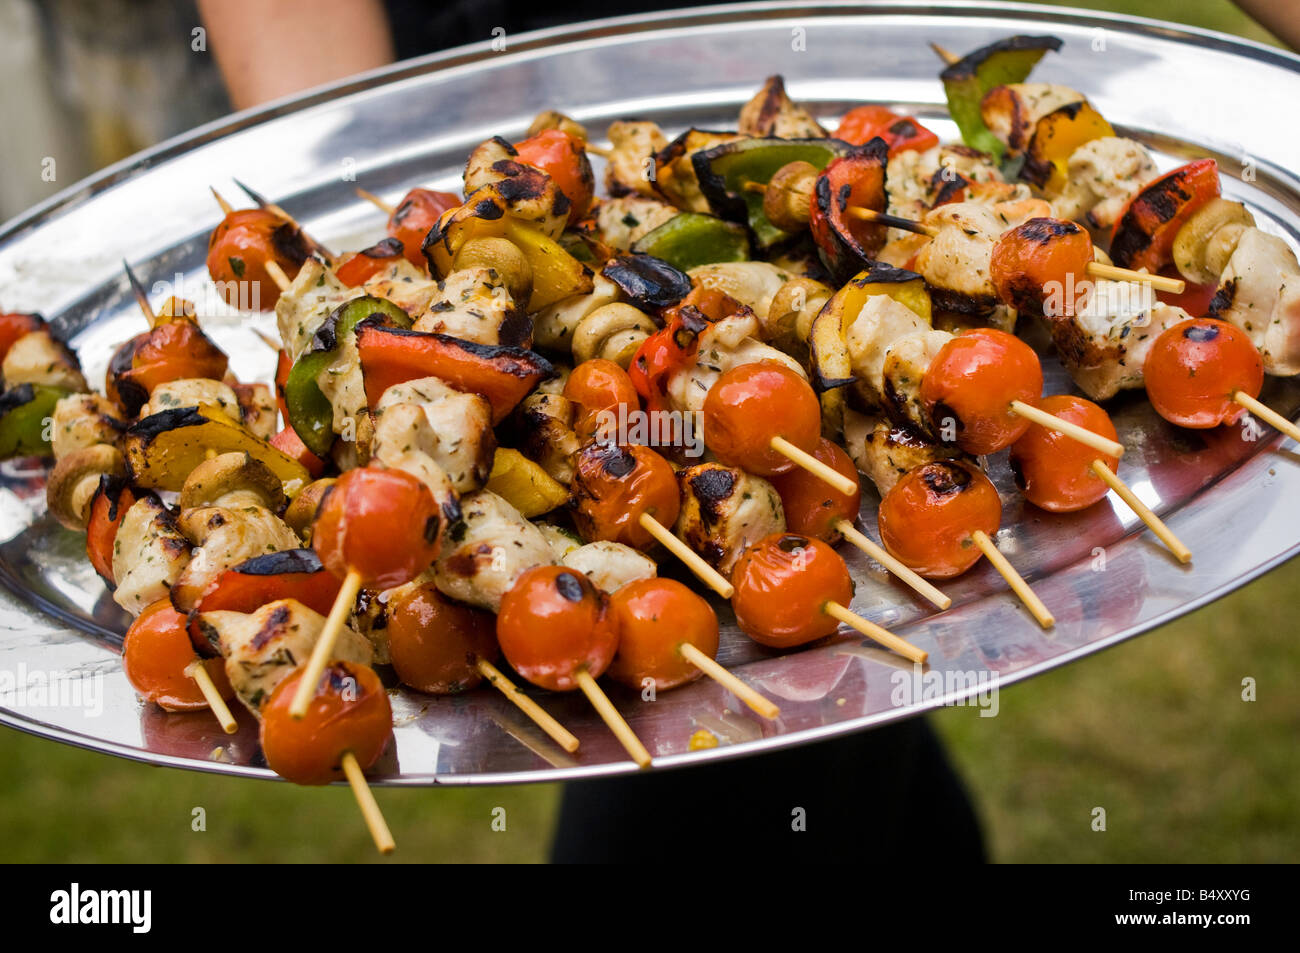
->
[877,461,1002,579]
[497,567,617,692]
[206,208,310,309]
[703,362,821,476]
[769,437,861,541]
[571,443,680,550]
[311,467,443,589]
[990,218,1094,317]
[563,358,641,442]
[260,661,392,785]
[387,189,460,268]
[1009,395,1120,513]
[1144,318,1264,429]
[921,328,1043,455]
[387,581,499,694]
[731,533,854,649]
[606,578,720,691]
[122,599,233,711]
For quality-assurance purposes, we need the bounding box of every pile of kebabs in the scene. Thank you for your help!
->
[2,34,1298,853]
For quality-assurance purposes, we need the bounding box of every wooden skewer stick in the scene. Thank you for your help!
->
[184,660,238,734]
[250,328,281,352]
[475,658,581,752]
[1233,391,1300,443]
[834,520,952,610]
[930,42,960,65]
[574,669,652,768]
[356,187,396,216]
[824,601,929,664]
[847,208,1186,292]
[677,642,780,720]
[970,530,1055,629]
[340,750,396,854]
[289,568,363,718]
[770,436,858,496]
[742,180,767,195]
[585,142,613,159]
[1089,460,1192,564]
[122,260,158,327]
[264,259,291,292]
[232,178,336,264]
[637,512,735,598]
[210,187,235,215]
[1008,400,1127,459]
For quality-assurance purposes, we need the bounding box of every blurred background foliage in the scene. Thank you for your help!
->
[0,0,1294,862]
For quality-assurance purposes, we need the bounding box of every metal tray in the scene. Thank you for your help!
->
[1,2,1298,784]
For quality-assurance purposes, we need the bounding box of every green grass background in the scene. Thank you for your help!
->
[1,0,1294,863]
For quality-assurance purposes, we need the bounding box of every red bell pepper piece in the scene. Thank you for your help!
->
[836,106,939,155]
[628,287,746,412]
[810,140,891,284]
[334,236,406,287]
[269,426,327,478]
[1109,159,1220,273]
[86,476,136,587]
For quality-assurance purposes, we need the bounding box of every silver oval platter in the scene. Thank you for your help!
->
[1,2,1298,784]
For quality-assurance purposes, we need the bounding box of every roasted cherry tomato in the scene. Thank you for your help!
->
[261,661,391,785]
[769,437,861,541]
[86,475,135,586]
[606,578,719,691]
[387,580,499,694]
[496,566,616,692]
[629,286,743,413]
[122,599,233,712]
[0,312,44,362]
[731,532,854,649]
[1110,158,1221,273]
[703,362,820,476]
[1009,395,1120,512]
[312,466,444,589]
[513,129,595,224]
[206,208,312,310]
[335,236,406,287]
[1144,318,1263,428]
[990,218,1094,318]
[571,442,680,550]
[877,461,1002,579]
[835,105,939,155]
[920,328,1043,455]
[563,358,641,442]
[387,188,461,269]
[106,320,230,416]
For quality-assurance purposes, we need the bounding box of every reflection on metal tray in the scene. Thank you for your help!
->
[1,3,1298,784]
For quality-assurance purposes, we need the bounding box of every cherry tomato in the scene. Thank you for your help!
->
[731,533,854,649]
[629,286,744,413]
[920,328,1043,455]
[563,358,641,442]
[877,461,1002,579]
[496,566,616,691]
[0,312,44,362]
[703,362,820,476]
[274,347,292,422]
[261,661,392,785]
[835,105,939,155]
[334,236,406,287]
[990,218,1094,318]
[106,321,230,416]
[387,580,499,694]
[387,188,459,269]
[572,442,680,550]
[122,599,233,711]
[206,208,311,309]
[606,578,719,691]
[1110,158,1221,273]
[1009,395,1120,512]
[513,129,595,223]
[86,476,135,586]
[1144,318,1263,428]
[769,437,861,541]
[311,467,443,588]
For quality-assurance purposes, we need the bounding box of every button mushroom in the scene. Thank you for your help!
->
[46,444,126,530]
[178,451,287,513]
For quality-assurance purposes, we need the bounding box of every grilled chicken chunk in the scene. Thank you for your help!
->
[675,463,785,576]
[276,259,360,363]
[980,83,1086,157]
[372,375,495,496]
[843,294,950,432]
[1211,228,1300,376]
[362,258,443,315]
[590,195,678,248]
[233,382,277,441]
[140,378,241,421]
[433,489,556,612]
[886,144,1010,220]
[842,408,967,498]
[111,496,190,615]
[560,541,657,593]
[1052,137,1158,230]
[170,506,301,612]
[2,328,87,392]
[196,599,373,714]
[510,391,581,486]
[50,394,124,459]
[738,75,828,139]
[688,262,795,323]
[915,199,1050,311]
[604,121,669,198]
[412,267,527,347]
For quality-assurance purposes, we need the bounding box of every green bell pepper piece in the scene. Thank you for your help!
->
[631,213,749,272]
[0,384,70,459]
[286,295,410,457]
[939,34,1062,161]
